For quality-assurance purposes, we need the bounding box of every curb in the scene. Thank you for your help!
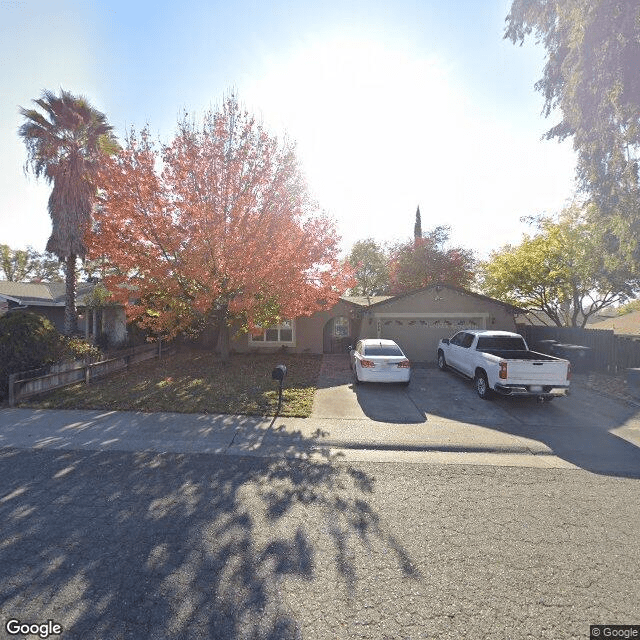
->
[253,439,548,456]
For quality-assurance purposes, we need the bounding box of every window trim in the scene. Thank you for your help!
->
[249,319,296,347]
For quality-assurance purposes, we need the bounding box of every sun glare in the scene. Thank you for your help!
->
[243,34,463,235]
[242,31,575,256]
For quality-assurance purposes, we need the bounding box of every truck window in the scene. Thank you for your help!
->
[476,336,527,351]
[460,333,475,348]
[450,332,465,346]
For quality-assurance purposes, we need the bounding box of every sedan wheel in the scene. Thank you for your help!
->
[437,351,447,371]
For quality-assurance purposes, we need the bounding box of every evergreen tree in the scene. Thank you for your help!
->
[414,206,422,241]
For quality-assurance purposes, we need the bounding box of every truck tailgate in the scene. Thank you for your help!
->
[505,359,569,385]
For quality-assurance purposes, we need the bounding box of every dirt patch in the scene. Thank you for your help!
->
[573,371,639,405]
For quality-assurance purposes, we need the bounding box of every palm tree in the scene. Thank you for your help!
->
[19,89,118,334]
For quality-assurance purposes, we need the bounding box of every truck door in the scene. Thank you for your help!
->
[447,331,468,371]
[456,332,476,377]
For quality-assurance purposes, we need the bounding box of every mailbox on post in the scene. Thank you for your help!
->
[271,364,287,414]
[272,364,287,382]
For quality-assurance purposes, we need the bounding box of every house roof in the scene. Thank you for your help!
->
[340,295,395,307]
[355,283,524,313]
[590,310,640,336]
[0,281,96,307]
[516,310,557,326]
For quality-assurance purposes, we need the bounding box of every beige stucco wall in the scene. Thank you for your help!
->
[231,300,361,354]
[230,287,516,360]
[358,287,517,362]
[102,307,128,345]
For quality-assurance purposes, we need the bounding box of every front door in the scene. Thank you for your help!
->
[323,316,352,353]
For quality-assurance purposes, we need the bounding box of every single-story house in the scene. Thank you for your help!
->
[0,281,520,361]
[0,280,127,345]
[232,283,521,362]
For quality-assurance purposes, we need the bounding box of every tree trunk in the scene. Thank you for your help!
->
[217,305,230,363]
[63,254,77,335]
[202,311,220,349]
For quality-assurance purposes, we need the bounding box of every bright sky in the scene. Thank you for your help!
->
[0,0,577,261]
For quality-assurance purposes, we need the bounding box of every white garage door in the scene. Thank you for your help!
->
[378,316,486,362]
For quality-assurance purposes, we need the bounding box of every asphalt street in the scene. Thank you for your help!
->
[0,447,638,640]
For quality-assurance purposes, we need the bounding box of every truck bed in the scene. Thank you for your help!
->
[477,349,557,361]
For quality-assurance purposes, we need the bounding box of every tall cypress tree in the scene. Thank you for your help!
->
[414,206,422,241]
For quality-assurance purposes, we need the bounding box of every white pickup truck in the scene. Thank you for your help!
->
[437,330,570,401]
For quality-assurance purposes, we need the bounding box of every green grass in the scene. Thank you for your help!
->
[22,350,323,417]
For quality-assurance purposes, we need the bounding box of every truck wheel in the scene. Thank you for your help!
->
[437,350,447,371]
[474,372,492,400]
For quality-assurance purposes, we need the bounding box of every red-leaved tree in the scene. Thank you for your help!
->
[88,96,353,360]
[388,226,475,294]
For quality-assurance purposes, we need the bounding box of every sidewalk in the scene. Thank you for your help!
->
[2,353,639,471]
[0,407,577,469]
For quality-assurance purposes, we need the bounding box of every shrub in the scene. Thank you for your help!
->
[59,336,102,362]
[0,312,60,400]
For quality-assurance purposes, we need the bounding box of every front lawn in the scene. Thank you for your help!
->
[22,350,322,417]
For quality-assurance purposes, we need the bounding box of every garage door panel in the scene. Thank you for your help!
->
[379,317,485,362]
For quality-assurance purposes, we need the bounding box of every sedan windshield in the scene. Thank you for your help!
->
[364,344,404,356]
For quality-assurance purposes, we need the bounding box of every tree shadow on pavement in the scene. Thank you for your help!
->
[413,367,640,478]
[0,444,420,639]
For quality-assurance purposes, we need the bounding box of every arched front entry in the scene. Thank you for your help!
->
[323,316,352,354]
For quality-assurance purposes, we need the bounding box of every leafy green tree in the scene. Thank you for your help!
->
[0,245,34,281]
[346,239,390,298]
[0,244,63,282]
[505,1,640,229]
[480,204,640,326]
[30,250,64,282]
[19,89,118,334]
[388,225,475,295]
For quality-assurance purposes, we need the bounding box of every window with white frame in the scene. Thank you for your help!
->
[250,319,295,345]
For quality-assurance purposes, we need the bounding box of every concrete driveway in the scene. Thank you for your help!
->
[311,355,425,423]
[311,355,640,475]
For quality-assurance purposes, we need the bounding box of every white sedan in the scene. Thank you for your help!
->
[349,339,411,385]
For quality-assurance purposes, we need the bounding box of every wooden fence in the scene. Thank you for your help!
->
[517,324,640,373]
[8,342,171,407]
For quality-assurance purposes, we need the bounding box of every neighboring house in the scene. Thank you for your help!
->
[589,311,640,337]
[0,281,127,345]
[516,310,558,326]
[232,283,521,362]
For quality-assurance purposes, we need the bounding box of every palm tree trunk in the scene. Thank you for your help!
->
[64,254,78,335]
